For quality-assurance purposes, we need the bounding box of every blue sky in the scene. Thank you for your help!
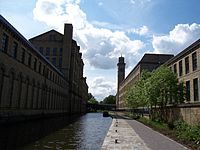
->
[1,0,200,101]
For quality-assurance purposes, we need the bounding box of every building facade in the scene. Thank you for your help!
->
[165,39,200,103]
[29,24,88,114]
[116,39,200,124]
[116,54,174,109]
[0,15,88,119]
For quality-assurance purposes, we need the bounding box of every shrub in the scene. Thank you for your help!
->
[174,120,200,149]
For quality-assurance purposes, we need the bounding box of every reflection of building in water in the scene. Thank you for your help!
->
[0,14,88,117]
[116,54,174,109]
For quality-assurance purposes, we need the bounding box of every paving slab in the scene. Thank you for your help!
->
[101,118,151,150]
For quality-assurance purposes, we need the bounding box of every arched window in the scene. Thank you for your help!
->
[0,66,5,106]
[31,79,35,109]
[17,73,23,109]
[41,84,47,109]
[24,77,30,109]
[36,82,40,109]
[8,70,15,108]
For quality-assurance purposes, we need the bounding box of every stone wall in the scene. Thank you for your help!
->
[152,103,200,125]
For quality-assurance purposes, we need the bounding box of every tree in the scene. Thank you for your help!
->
[124,70,151,109]
[103,95,116,104]
[88,93,94,100]
[145,66,185,121]
[87,93,98,104]
[125,66,185,122]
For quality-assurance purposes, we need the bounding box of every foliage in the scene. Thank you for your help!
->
[88,93,94,100]
[87,93,98,104]
[103,95,116,104]
[174,120,200,148]
[125,66,186,121]
[146,66,180,107]
[138,117,169,130]
[124,70,151,109]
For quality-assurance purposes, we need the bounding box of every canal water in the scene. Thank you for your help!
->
[20,113,112,150]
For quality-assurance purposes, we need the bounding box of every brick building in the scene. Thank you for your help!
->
[0,14,88,119]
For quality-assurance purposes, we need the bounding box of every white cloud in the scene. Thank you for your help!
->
[152,23,200,54]
[127,25,149,36]
[89,77,116,100]
[33,0,146,99]
[130,0,151,5]
[33,0,145,70]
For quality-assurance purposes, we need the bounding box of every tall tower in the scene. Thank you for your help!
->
[117,56,125,87]
[116,56,125,108]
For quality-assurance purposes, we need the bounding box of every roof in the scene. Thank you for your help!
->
[0,15,64,77]
[29,29,63,41]
[140,53,174,64]
[121,53,174,85]
[165,38,200,66]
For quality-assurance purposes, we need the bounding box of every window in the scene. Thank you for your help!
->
[50,71,52,80]
[21,48,25,64]
[43,65,45,75]
[52,57,56,66]
[192,52,197,71]
[59,48,63,56]
[178,60,183,77]
[34,58,37,71]
[185,57,189,74]
[46,47,50,56]
[193,78,199,101]
[173,64,177,74]
[186,81,190,101]
[12,42,18,59]
[28,53,32,67]
[59,57,62,67]
[53,48,57,56]
[1,33,9,52]
[39,47,43,54]
[38,62,41,73]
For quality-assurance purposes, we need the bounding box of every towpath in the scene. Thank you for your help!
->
[101,115,189,150]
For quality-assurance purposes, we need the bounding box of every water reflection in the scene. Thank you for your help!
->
[22,113,112,150]
[0,115,73,150]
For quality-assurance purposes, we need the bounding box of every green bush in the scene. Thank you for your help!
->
[174,120,200,149]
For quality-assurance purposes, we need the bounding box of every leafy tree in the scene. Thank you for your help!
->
[124,70,151,109]
[125,66,185,121]
[87,93,98,104]
[103,95,116,104]
[88,93,94,100]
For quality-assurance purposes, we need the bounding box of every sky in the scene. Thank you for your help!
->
[1,0,200,101]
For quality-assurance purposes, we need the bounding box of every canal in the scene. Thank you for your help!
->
[0,113,112,150]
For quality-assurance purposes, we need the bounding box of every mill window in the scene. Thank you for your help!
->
[1,33,9,52]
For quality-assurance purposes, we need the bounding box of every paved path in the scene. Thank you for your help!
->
[102,118,190,150]
[101,118,150,150]
[127,119,189,150]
